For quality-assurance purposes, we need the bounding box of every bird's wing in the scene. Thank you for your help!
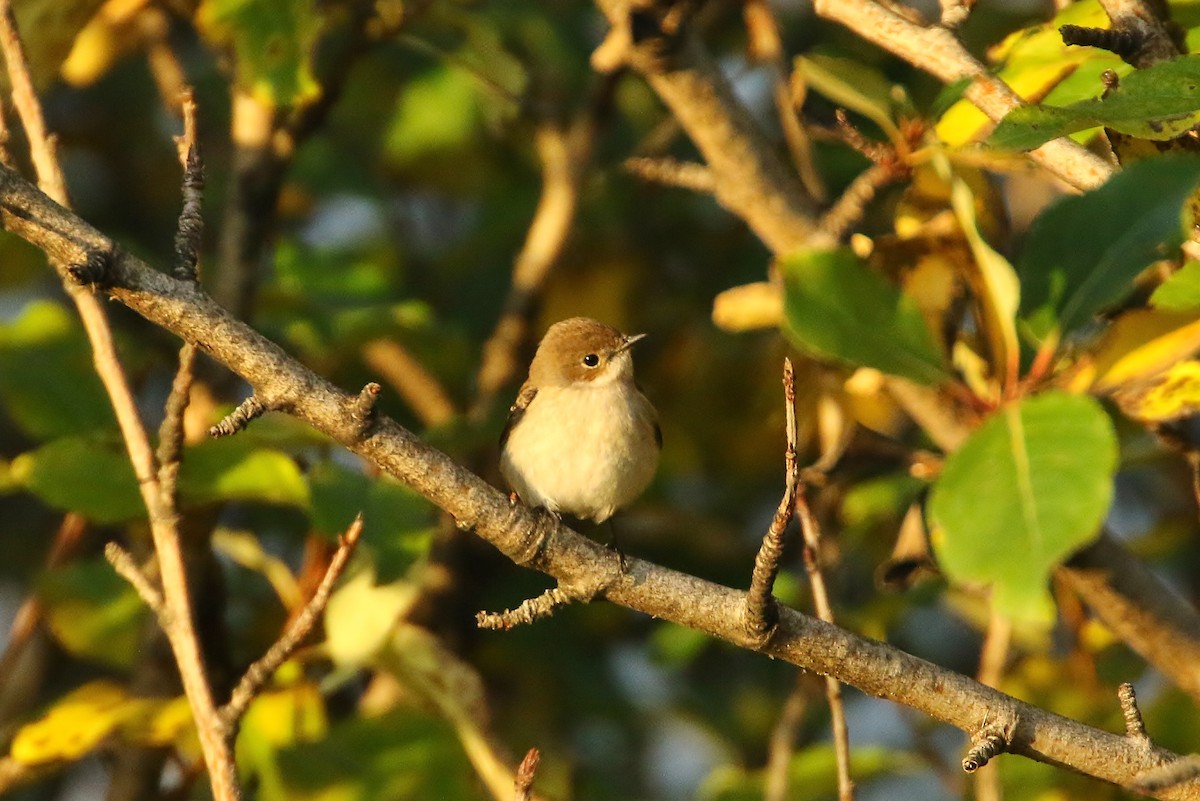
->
[499,382,538,450]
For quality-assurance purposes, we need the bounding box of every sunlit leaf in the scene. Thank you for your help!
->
[0,300,115,439]
[935,0,1113,145]
[990,57,1200,151]
[323,564,418,667]
[11,438,143,523]
[1113,360,1200,423]
[1017,156,1200,342]
[385,65,483,166]
[1152,260,1200,310]
[1088,309,1200,392]
[38,558,147,669]
[195,0,321,108]
[947,165,1020,386]
[929,392,1116,621]
[10,682,190,766]
[179,438,310,509]
[781,248,950,385]
[238,682,328,801]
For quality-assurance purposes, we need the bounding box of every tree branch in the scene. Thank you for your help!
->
[813,0,1114,191]
[0,166,1197,798]
[592,0,827,252]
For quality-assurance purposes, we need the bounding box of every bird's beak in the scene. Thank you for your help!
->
[616,333,647,353]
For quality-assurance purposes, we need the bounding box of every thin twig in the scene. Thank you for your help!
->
[476,585,585,630]
[623,156,715,194]
[764,675,813,801]
[974,608,1013,801]
[219,515,363,732]
[514,748,540,801]
[0,13,238,796]
[105,542,166,618]
[209,395,268,438]
[745,359,800,639]
[1095,0,1182,67]
[796,483,854,800]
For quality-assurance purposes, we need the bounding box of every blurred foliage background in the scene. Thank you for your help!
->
[0,0,1199,800]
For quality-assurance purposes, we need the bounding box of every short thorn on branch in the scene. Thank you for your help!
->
[1059,24,1141,61]
[1118,682,1150,744]
[962,715,1016,773]
[66,248,115,287]
[477,585,587,630]
[744,358,799,642]
[514,747,540,801]
[209,395,269,438]
[350,382,382,437]
[218,514,363,735]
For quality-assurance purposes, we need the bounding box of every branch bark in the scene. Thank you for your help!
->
[1,166,1196,798]
[813,0,1115,191]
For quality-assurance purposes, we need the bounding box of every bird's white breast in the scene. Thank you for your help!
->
[500,382,658,522]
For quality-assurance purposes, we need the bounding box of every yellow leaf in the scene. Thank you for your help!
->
[1114,361,1200,423]
[935,1,1108,145]
[11,681,130,765]
[711,281,782,332]
[1089,309,1200,392]
[946,163,1020,388]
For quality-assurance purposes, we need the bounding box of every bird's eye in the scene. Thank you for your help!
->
[582,353,600,368]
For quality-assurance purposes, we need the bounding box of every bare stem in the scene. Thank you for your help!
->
[219,516,363,732]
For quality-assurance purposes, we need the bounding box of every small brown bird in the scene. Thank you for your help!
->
[500,317,660,524]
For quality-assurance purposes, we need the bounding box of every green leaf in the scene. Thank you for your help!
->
[699,745,914,801]
[385,65,483,166]
[929,392,1116,621]
[1017,156,1200,341]
[310,462,433,582]
[11,438,143,523]
[179,438,310,509]
[781,248,949,385]
[0,301,115,439]
[195,0,322,108]
[796,54,903,143]
[990,57,1200,151]
[1152,261,1200,310]
[39,559,148,669]
[272,712,483,801]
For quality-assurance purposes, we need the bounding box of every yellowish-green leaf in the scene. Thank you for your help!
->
[936,0,1111,145]
[323,564,418,667]
[947,164,1020,387]
[11,682,191,766]
[238,682,328,801]
[1113,360,1200,423]
[1152,260,1200,311]
[180,438,310,509]
[930,392,1116,621]
[39,558,147,669]
[991,57,1200,151]
[195,0,321,108]
[1087,309,1200,392]
[795,54,903,144]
